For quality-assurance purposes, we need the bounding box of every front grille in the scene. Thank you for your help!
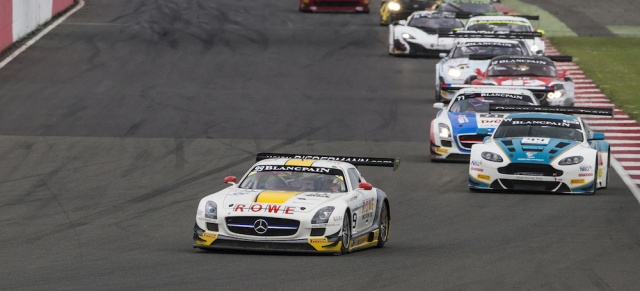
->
[314,1,360,7]
[492,179,569,192]
[441,140,452,147]
[310,228,325,236]
[206,223,219,232]
[498,163,563,176]
[458,134,486,150]
[226,216,300,237]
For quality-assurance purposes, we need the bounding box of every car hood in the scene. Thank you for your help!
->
[448,111,506,135]
[212,188,346,214]
[494,137,580,164]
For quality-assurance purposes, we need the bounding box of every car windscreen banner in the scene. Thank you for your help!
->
[256,153,401,170]
[500,118,581,129]
[489,105,614,117]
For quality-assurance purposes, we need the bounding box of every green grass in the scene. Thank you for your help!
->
[549,37,640,121]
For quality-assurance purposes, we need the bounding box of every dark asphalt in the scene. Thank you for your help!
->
[0,1,639,290]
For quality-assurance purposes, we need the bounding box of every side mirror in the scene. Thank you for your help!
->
[359,182,373,190]
[398,20,407,25]
[224,176,237,184]
[536,50,544,55]
[564,76,573,82]
[433,102,445,109]
[439,52,448,58]
[591,132,605,140]
[477,128,489,135]
[474,68,486,78]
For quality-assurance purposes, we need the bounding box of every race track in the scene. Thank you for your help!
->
[1,1,639,290]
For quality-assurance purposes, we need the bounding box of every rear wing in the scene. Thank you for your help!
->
[488,104,614,118]
[438,31,542,39]
[256,153,401,171]
[441,83,556,93]
[468,54,573,62]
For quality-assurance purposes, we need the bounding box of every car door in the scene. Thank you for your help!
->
[346,168,377,235]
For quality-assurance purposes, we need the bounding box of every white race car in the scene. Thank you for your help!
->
[193,153,400,254]
[430,86,539,161]
[468,105,613,194]
[388,11,464,56]
[464,15,546,55]
[435,36,533,101]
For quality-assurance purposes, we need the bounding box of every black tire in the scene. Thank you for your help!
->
[435,87,442,101]
[339,211,352,254]
[377,202,390,248]
[589,158,598,195]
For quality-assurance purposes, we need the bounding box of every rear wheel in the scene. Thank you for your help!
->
[339,211,351,254]
[377,202,389,248]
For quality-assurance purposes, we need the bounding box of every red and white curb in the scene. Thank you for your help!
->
[545,39,640,201]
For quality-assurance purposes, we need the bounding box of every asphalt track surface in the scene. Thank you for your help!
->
[1,1,639,290]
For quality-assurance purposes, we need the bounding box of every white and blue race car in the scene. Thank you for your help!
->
[430,86,540,161]
[194,153,399,254]
[468,105,613,194]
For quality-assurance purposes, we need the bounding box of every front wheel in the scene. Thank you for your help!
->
[339,211,352,254]
[377,202,389,247]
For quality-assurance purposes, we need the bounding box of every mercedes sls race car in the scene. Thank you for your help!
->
[430,86,539,161]
[469,55,575,106]
[299,0,370,13]
[435,36,533,101]
[463,15,545,54]
[468,105,613,194]
[380,0,439,26]
[194,153,400,254]
[388,11,464,56]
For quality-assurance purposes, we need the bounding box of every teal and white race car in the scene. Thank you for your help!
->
[468,105,613,194]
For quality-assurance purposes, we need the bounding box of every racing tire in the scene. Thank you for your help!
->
[376,202,390,248]
[589,158,598,195]
[339,211,352,255]
[603,149,611,189]
[435,87,442,102]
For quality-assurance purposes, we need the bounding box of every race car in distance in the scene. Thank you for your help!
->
[388,11,464,56]
[469,55,575,106]
[299,0,370,13]
[435,37,533,101]
[194,153,400,254]
[463,15,545,55]
[380,0,439,26]
[468,105,613,194]
[435,0,502,19]
[430,86,539,161]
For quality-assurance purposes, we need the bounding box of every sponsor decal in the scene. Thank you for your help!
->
[491,58,552,66]
[309,238,328,244]
[305,193,331,198]
[254,165,331,173]
[521,137,550,145]
[470,167,484,172]
[233,204,296,214]
[477,174,491,180]
[458,114,469,123]
[361,198,375,215]
[570,179,585,184]
[471,160,482,166]
[503,118,580,129]
[462,42,517,48]
[526,152,536,159]
[598,168,603,178]
[202,232,217,239]
[436,148,449,154]
[598,153,604,166]
[480,119,501,124]
[578,173,593,177]
[333,216,343,221]
[580,166,592,172]
[353,236,367,246]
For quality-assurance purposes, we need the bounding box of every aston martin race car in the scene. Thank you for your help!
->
[464,15,545,54]
[435,36,533,101]
[468,105,613,194]
[430,86,539,161]
[380,0,439,26]
[299,0,370,13]
[388,11,464,56]
[194,153,400,254]
[469,55,575,106]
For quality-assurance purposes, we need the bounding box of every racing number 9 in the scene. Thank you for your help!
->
[352,213,357,229]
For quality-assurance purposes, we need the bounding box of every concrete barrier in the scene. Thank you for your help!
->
[0,0,75,53]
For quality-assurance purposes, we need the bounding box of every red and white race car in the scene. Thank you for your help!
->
[469,55,575,107]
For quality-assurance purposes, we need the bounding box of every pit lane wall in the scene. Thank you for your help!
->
[0,0,74,52]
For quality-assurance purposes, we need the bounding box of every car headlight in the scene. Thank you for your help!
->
[530,44,539,52]
[558,156,583,165]
[388,2,401,11]
[481,151,503,162]
[547,89,565,99]
[447,67,462,78]
[205,201,217,219]
[401,33,414,39]
[438,123,451,139]
[311,206,335,224]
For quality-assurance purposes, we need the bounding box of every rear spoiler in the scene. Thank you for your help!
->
[256,153,401,171]
[441,83,556,93]
[547,55,572,62]
[488,104,614,118]
[438,31,542,39]
[468,55,573,62]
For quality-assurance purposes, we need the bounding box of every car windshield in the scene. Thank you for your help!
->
[441,2,497,14]
[493,117,584,142]
[466,22,532,32]
[452,44,525,58]
[408,17,464,33]
[449,95,536,113]
[239,167,347,193]
[487,62,556,77]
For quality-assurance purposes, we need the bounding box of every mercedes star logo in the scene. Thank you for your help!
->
[253,219,269,234]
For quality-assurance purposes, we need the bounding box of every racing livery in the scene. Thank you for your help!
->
[380,0,439,26]
[299,0,370,13]
[464,15,545,54]
[435,36,532,101]
[469,105,613,194]
[430,87,539,161]
[194,153,400,254]
[470,55,575,106]
[388,11,464,56]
